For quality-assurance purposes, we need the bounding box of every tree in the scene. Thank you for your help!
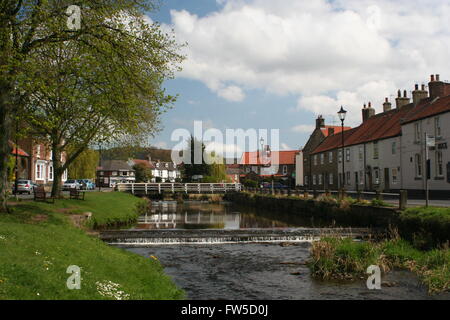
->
[68,148,99,179]
[203,153,229,183]
[0,1,183,210]
[182,136,209,182]
[133,163,152,183]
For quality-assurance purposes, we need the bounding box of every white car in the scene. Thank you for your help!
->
[63,179,81,190]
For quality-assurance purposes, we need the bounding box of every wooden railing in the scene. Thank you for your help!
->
[117,183,242,194]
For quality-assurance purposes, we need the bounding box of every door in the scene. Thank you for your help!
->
[384,168,390,191]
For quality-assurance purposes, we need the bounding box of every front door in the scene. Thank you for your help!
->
[384,168,390,191]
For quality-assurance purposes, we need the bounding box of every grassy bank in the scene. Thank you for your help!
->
[309,237,449,294]
[398,207,450,249]
[0,192,184,300]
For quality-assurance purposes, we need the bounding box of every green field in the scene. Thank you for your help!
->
[0,192,184,300]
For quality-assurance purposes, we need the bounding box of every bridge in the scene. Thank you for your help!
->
[117,183,242,195]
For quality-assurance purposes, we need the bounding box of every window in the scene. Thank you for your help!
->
[329,152,333,163]
[359,170,364,185]
[49,165,53,181]
[282,165,288,175]
[49,150,53,160]
[329,173,333,185]
[373,142,379,159]
[111,171,117,176]
[313,175,317,185]
[415,154,422,177]
[414,123,421,142]
[346,171,350,185]
[359,146,363,161]
[305,176,309,185]
[314,155,318,166]
[320,154,324,165]
[338,150,342,163]
[436,151,443,177]
[346,149,350,162]
[35,162,44,180]
[435,117,441,138]
[318,174,323,185]
[392,141,397,155]
[392,168,398,184]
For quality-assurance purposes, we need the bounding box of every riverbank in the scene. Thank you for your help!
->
[309,237,449,294]
[225,192,450,248]
[0,192,184,300]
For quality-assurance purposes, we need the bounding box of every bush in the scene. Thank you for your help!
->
[242,179,258,188]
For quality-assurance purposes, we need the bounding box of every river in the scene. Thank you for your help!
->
[114,201,449,300]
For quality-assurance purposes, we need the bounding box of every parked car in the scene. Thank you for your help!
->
[14,180,37,194]
[261,182,288,189]
[78,179,95,190]
[63,179,81,190]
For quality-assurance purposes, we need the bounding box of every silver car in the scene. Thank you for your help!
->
[63,179,81,190]
[15,180,37,195]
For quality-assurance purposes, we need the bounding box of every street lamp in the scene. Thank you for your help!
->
[338,106,347,191]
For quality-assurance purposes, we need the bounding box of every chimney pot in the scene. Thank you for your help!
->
[403,90,407,98]
[415,84,419,90]
[385,97,389,102]
[436,74,440,81]
[431,75,435,82]
[397,90,401,97]
[421,84,425,91]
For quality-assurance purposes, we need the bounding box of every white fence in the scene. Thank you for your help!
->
[117,183,242,194]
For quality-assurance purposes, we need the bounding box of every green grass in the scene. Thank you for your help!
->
[309,237,450,294]
[0,193,184,300]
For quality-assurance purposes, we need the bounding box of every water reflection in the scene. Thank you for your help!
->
[135,201,295,230]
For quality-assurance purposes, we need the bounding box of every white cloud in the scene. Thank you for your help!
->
[291,124,315,133]
[163,0,450,115]
[281,143,291,150]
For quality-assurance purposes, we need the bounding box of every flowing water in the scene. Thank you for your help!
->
[108,201,449,300]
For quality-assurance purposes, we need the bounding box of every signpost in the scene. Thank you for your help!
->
[425,133,435,207]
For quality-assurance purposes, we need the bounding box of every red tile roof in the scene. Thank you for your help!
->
[8,141,29,157]
[402,95,450,124]
[240,150,297,165]
[312,100,421,154]
[321,125,352,137]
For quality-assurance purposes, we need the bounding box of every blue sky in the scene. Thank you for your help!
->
[146,0,449,157]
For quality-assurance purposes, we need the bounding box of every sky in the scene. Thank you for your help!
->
[146,0,450,158]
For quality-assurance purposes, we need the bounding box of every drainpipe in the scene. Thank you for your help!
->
[363,143,367,191]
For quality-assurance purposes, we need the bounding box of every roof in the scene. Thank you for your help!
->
[311,95,450,155]
[320,125,352,137]
[240,150,297,165]
[8,141,29,157]
[98,160,134,171]
[402,95,450,124]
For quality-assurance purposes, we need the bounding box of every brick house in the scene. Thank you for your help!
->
[302,115,351,189]
[240,149,298,185]
[97,160,135,187]
[11,137,68,184]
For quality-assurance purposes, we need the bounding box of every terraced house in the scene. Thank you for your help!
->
[306,74,450,196]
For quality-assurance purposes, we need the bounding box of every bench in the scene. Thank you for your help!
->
[69,188,85,200]
[33,186,54,203]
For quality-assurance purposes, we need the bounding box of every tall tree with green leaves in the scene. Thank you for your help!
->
[68,148,99,179]
[0,1,184,204]
[182,136,210,182]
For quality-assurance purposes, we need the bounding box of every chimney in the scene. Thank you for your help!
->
[395,89,410,109]
[362,102,376,122]
[147,154,152,163]
[316,115,325,129]
[328,127,335,136]
[412,83,428,106]
[383,97,392,112]
[429,74,450,99]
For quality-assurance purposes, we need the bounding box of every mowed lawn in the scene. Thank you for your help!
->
[0,192,184,300]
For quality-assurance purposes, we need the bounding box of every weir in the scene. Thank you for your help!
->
[100,228,375,246]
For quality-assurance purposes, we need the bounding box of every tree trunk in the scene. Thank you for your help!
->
[0,85,12,213]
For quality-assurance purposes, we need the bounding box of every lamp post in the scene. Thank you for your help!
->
[338,106,347,193]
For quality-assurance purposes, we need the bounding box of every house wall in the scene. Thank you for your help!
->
[302,128,326,189]
[338,137,401,192]
[310,149,339,190]
[401,112,450,193]
[295,152,304,187]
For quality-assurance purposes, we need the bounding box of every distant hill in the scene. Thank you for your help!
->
[101,146,172,162]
